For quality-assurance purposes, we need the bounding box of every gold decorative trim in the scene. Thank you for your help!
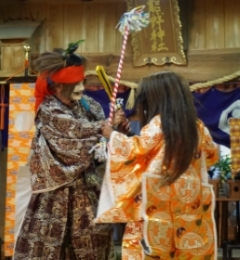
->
[126,0,186,66]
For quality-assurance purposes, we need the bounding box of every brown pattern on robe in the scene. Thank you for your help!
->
[13,95,114,260]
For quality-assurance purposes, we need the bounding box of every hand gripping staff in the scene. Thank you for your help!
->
[89,6,149,161]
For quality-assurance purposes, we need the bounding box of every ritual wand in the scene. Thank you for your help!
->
[107,5,149,126]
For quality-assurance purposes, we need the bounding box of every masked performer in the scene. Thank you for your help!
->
[13,46,116,260]
[99,71,219,260]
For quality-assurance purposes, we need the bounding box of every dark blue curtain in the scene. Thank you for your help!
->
[0,84,9,151]
[83,88,133,118]
[193,87,240,148]
[84,88,141,135]
[85,87,240,143]
[3,86,238,149]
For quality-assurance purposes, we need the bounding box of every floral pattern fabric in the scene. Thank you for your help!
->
[95,115,219,260]
[13,95,114,260]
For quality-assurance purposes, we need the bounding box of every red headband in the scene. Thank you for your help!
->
[34,66,84,112]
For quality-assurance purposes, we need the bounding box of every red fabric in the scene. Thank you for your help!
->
[34,76,52,112]
[51,66,84,83]
[34,66,84,112]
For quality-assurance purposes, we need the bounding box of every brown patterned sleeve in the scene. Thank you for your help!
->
[40,103,102,139]
[30,100,103,192]
[39,101,103,168]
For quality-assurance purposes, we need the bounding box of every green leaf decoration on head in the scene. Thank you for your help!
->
[65,40,85,55]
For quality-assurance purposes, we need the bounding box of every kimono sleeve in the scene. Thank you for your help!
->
[40,104,102,139]
[109,115,163,163]
[30,102,103,193]
[37,103,102,169]
[95,116,163,223]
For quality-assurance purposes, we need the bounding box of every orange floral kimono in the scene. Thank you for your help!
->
[95,115,219,260]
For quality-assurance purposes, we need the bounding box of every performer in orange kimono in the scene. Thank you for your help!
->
[97,71,219,260]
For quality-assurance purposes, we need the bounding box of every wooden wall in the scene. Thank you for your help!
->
[0,0,240,82]
[185,0,240,50]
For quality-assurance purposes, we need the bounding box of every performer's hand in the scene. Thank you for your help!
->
[97,120,105,133]
[101,121,113,139]
[112,108,125,127]
[117,119,131,135]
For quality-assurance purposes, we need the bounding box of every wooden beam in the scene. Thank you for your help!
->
[83,49,240,82]
[3,49,239,84]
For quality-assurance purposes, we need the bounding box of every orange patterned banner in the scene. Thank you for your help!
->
[229,118,240,178]
[4,83,35,256]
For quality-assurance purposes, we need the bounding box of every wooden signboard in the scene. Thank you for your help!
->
[126,0,186,66]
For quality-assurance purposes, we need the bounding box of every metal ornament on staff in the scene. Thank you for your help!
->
[108,5,150,126]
